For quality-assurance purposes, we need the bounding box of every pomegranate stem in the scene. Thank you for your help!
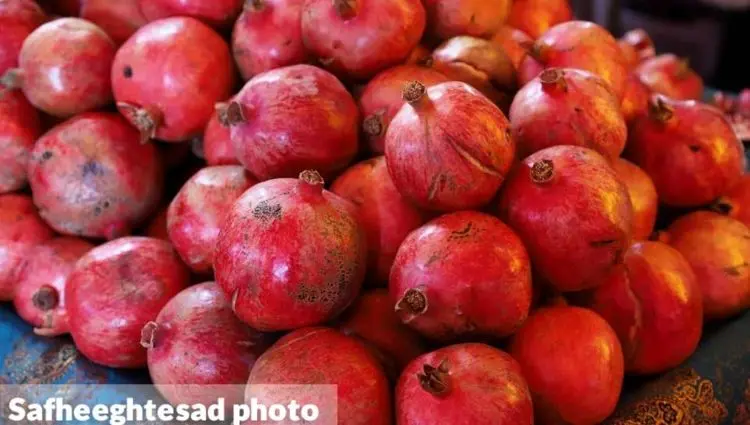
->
[140,321,159,349]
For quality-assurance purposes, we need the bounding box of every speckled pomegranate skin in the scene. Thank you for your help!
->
[612,158,658,241]
[80,0,146,45]
[714,175,750,228]
[490,26,533,70]
[0,0,45,77]
[0,90,40,193]
[506,0,572,39]
[139,0,243,29]
[636,54,703,101]
[423,0,510,40]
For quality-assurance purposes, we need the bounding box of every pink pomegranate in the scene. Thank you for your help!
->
[612,158,658,241]
[506,0,572,39]
[12,237,94,337]
[636,54,704,101]
[214,171,367,331]
[519,21,628,101]
[627,95,745,207]
[301,0,426,80]
[0,0,45,77]
[232,0,309,80]
[385,81,514,211]
[138,0,243,29]
[423,0,511,40]
[397,343,533,425]
[141,282,271,405]
[1,18,116,117]
[66,237,191,368]
[510,68,627,161]
[0,90,40,193]
[80,0,147,45]
[359,65,448,154]
[331,157,427,286]
[620,73,651,123]
[618,28,655,70]
[738,89,750,117]
[510,306,624,425]
[490,26,534,70]
[713,175,750,228]
[112,17,235,143]
[225,65,359,180]
[498,145,633,292]
[201,103,239,166]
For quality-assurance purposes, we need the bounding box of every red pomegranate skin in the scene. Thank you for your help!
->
[519,21,628,101]
[714,175,750,228]
[510,306,624,425]
[80,0,146,45]
[202,105,239,166]
[498,145,633,292]
[232,0,309,81]
[0,90,41,193]
[167,166,256,274]
[145,207,169,241]
[138,0,242,30]
[627,96,745,207]
[112,17,235,143]
[506,0,572,39]
[247,327,391,425]
[0,0,45,77]
[12,237,94,337]
[227,65,359,180]
[397,343,533,425]
[636,54,704,101]
[612,158,658,241]
[331,157,427,286]
[301,0,426,80]
[214,172,367,331]
[3,17,116,117]
[359,65,449,155]
[510,68,627,162]
[620,73,651,123]
[423,0,511,40]
[490,26,533,70]
[665,212,750,320]
[66,237,190,368]
[28,113,163,240]
[385,81,515,212]
[142,282,272,406]
[390,211,532,342]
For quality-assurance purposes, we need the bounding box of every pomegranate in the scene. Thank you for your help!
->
[620,73,651,123]
[404,44,431,66]
[390,211,532,342]
[713,174,750,227]
[385,81,514,211]
[510,68,627,161]
[247,327,391,425]
[80,0,147,45]
[498,145,633,292]
[12,237,94,337]
[112,17,235,143]
[145,207,169,241]
[0,0,45,77]
[510,306,624,425]
[359,65,449,155]
[141,282,271,405]
[225,65,359,180]
[214,170,366,331]
[636,54,704,101]
[612,158,658,241]
[423,0,511,40]
[301,0,426,80]
[506,0,572,39]
[519,21,628,101]
[490,26,533,70]
[201,102,239,166]
[66,237,190,368]
[618,29,655,70]
[167,166,256,274]
[1,18,116,117]
[232,0,309,80]
[663,211,750,320]
[626,95,745,207]
[138,0,243,29]
[331,157,427,286]
[0,90,40,193]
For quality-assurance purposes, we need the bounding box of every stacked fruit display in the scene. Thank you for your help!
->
[1,0,749,423]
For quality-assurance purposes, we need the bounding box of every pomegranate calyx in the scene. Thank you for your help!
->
[117,102,162,144]
[334,0,357,19]
[225,101,248,126]
[418,360,451,397]
[395,288,428,322]
[363,114,384,137]
[647,97,674,123]
[32,286,59,311]
[540,68,567,92]
[530,159,554,184]
[299,170,325,186]
[0,68,22,91]
[529,42,549,63]
[215,102,230,127]
[402,81,426,104]
[140,321,159,349]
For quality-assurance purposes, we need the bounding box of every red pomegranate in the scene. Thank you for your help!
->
[618,28,655,70]
[664,211,750,320]
[626,95,745,207]
[145,207,169,241]
[138,0,243,29]
[28,113,163,240]
[167,166,256,274]
[713,175,750,228]
[359,65,448,155]
[232,0,309,80]
[612,158,658,241]
[390,211,532,341]
[226,64,359,180]
[0,0,45,77]
[490,26,533,70]
[301,0,426,80]
[519,21,628,101]
[0,90,40,193]
[620,73,651,123]
[510,306,624,425]
[510,68,627,161]
[397,343,533,425]
[1,18,115,117]
[112,17,235,143]
[214,171,367,331]
[66,237,191,368]
[142,282,271,405]
[385,81,514,212]
[423,0,511,40]
[331,157,427,286]
[506,0,572,39]
[80,0,147,45]
[202,103,239,166]
[12,237,94,337]
[498,145,633,292]
[246,327,391,425]
[636,54,704,101]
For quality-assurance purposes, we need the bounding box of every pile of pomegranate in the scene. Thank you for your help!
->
[2,0,749,423]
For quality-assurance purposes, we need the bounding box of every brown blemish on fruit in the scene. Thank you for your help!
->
[252,201,282,222]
